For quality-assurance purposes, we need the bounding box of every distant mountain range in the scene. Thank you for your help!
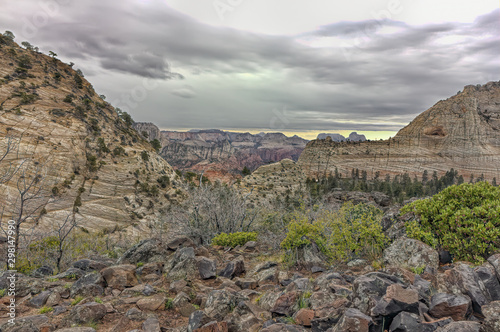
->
[133,124,309,180]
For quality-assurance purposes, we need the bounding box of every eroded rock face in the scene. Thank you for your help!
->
[0,41,177,237]
[299,82,500,182]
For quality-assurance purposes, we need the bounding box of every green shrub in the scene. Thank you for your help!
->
[157,175,170,188]
[94,297,103,304]
[0,289,5,297]
[165,298,174,310]
[141,151,149,162]
[401,181,500,263]
[212,232,257,248]
[150,139,162,152]
[281,202,387,264]
[71,296,83,306]
[39,306,53,314]
[63,94,74,103]
[113,146,125,156]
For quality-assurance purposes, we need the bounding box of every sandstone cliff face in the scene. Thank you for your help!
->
[133,123,308,179]
[0,39,177,236]
[299,82,500,181]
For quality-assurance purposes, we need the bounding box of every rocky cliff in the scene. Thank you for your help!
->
[134,123,308,180]
[0,37,178,237]
[299,82,500,181]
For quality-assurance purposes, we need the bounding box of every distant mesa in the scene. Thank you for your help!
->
[317,132,367,142]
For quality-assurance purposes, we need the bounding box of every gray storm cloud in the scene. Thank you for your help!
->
[0,1,498,132]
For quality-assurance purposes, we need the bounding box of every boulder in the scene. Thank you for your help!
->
[475,263,500,301]
[197,257,217,280]
[28,290,51,308]
[260,323,307,331]
[72,259,109,272]
[142,316,161,332]
[219,256,245,279]
[54,328,97,332]
[449,263,489,314]
[70,272,104,297]
[383,238,439,274]
[53,268,86,280]
[0,315,49,332]
[311,316,342,332]
[205,289,240,320]
[371,284,419,319]
[137,262,164,276]
[165,247,198,281]
[352,272,406,315]
[193,321,228,332]
[101,264,138,290]
[388,312,421,332]
[117,238,168,264]
[136,294,166,311]
[235,278,259,290]
[32,266,53,278]
[435,321,480,332]
[332,308,373,332]
[487,254,500,279]
[125,307,145,321]
[429,293,471,321]
[188,310,212,332]
[481,301,500,332]
[293,309,314,327]
[167,236,196,250]
[65,302,106,325]
[271,291,299,316]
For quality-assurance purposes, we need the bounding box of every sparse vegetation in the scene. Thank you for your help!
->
[39,306,54,314]
[71,296,84,306]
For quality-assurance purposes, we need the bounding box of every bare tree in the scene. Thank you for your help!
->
[10,158,54,257]
[0,137,21,185]
[166,183,258,245]
[54,214,77,272]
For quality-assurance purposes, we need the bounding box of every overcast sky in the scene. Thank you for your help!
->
[1,0,499,139]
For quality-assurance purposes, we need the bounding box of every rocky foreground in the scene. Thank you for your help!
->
[1,233,500,332]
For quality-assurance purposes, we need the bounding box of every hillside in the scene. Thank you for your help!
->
[134,123,308,180]
[299,82,500,181]
[0,37,178,237]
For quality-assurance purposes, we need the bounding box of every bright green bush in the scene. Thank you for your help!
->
[401,181,500,263]
[211,232,257,247]
[281,202,387,263]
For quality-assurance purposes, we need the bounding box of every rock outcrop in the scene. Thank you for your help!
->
[299,82,500,181]
[0,38,178,236]
[317,132,367,142]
